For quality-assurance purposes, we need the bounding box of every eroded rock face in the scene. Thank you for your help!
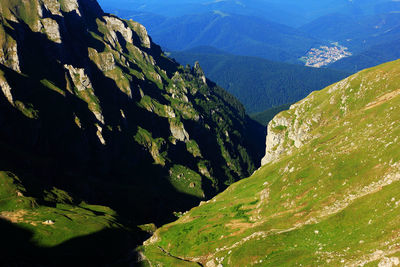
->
[198,165,211,178]
[60,0,81,16]
[170,120,189,142]
[164,106,176,118]
[40,0,62,16]
[194,62,207,84]
[95,124,106,145]
[261,117,290,165]
[129,21,151,49]
[0,39,21,73]
[88,49,116,72]
[64,64,93,91]
[261,99,318,166]
[92,110,104,125]
[40,0,81,16]
[0,78,14,106]
[42,18,62,43]
[103,16,133,45]
[40,0,102,17]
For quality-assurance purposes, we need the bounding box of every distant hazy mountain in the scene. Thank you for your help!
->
[331,39,400,72]
[100,0,400,69]
[299,13,370,48]
[99,0,308,27]
[301,12,400,53]
[99,0,392,27]
[301,11,400,71]
[170,47,349,113]
[116,11,322,63]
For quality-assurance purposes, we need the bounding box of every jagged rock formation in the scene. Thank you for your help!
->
[142,59,400,266]
[0,0,264,265]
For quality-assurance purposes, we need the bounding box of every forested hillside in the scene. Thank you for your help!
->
[301,11,400,71]
[250,103,292,126]
[331,39,400,73]
[171,48,349,113]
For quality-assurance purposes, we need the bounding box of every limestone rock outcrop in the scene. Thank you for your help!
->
[261,97,318,166]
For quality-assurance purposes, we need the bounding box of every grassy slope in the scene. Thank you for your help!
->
[0,171,119,246]
[142,59,400,266]
[0,171,136,265]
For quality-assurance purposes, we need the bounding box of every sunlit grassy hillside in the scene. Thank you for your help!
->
[142,59,400,266]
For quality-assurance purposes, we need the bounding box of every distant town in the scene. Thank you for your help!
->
[301,43,352,68]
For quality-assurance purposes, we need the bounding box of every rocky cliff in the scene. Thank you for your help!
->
[142,59,400,266]
[0,0,264,265]
[261,93,321,165]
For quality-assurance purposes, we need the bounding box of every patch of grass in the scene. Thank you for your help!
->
[0,172,127,249]
[168,165,204,198]
[0,172,36,211]
[40,79,65,96]
[14,101,39,119]
[134,126,166,165]
[273,125,287,131]
[231,204,251,221]
[186,140,202,158]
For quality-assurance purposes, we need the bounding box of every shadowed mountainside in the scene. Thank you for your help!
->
[0,0,264,264]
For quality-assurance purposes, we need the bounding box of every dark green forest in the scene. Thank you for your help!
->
[250,103,292,126]
[170,48,349,113]
[331,39,400,73]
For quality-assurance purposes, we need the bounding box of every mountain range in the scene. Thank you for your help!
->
[120,11,321,63]
[104,1,400,72]
[100,0,305,27]
[301,11,400,72]
[331,38,400,72]
[99,0,394,27]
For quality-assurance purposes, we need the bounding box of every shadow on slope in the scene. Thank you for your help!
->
[0,218,143,266]
[0,13,208,266]
[0,16,204,221]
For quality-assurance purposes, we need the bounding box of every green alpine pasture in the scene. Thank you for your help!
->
[142,60,400,266]
[0,171,126,247]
